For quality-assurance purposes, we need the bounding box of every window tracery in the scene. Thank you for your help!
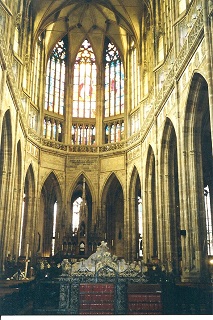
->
[105,120,124,144]
[73,39,96,119]
[45,38,67,115]
[104,40,124,117]
[72,39,96,145]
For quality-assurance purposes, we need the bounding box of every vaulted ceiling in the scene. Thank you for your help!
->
[30,0,152,62]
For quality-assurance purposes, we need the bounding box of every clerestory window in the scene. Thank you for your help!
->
[73,39,96,119]
[104,39,124,117]
[71,39,96,145]
[104,39,124,143]
[45,37,67,115]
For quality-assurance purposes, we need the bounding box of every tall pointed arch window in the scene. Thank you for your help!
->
[72,39,96,145]
[45,37,67,115]
[104,40,124,117]
[73,39,96,118]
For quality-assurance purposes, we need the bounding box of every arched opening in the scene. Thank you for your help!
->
[201,108,213,256]
[11,141,22,260]
[102,173,124,258]
[67,175,92,257]
[161,118,181,276]
[129,167,142,261]
[72,196,83,232]
[0,110,12,272]
[40,172,62,257]
[144,146,157,263]
[19,165,35,260]
[183,73,212,281]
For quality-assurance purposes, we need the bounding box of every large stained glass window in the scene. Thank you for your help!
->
[45,37,67,115]
[104,40,124,117]
[73,39,96,118]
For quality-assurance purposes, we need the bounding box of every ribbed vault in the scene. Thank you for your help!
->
[30,0,150,59]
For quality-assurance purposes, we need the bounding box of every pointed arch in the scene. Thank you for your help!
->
[0,109,12,194]
[101,172,124,258]
[20,164,36,258]
[104,38,124,117]
[183,73,212,279]
[104,37,125,143]
[71,38,97,145]
[101,171,123,197]
[43,35,67,143]
[129,165,142,261]
[69,171,95,203]
[144,145,157,262]
[45,35,67,115]
[39,171,62,257]
[73,38,97,119]
[63,173,94,257]
[160,117,181,276]
[70,173,93,232]
[10,140,23,259]
[0,110,13,272]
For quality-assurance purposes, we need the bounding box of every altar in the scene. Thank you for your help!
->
[34,241,163,315]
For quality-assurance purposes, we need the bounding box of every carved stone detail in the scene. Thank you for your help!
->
[59,283,70,309]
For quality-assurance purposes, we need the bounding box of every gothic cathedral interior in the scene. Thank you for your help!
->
[0,0,213,293]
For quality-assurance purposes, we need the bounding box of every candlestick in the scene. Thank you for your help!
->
[25,244,29,278]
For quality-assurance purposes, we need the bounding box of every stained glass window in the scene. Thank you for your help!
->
[45,37,67,115]
[105,120,124,143]
[73,39,96,118]
[71,123,95,145]
[104,40,124,117]
[43,117,63,142]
